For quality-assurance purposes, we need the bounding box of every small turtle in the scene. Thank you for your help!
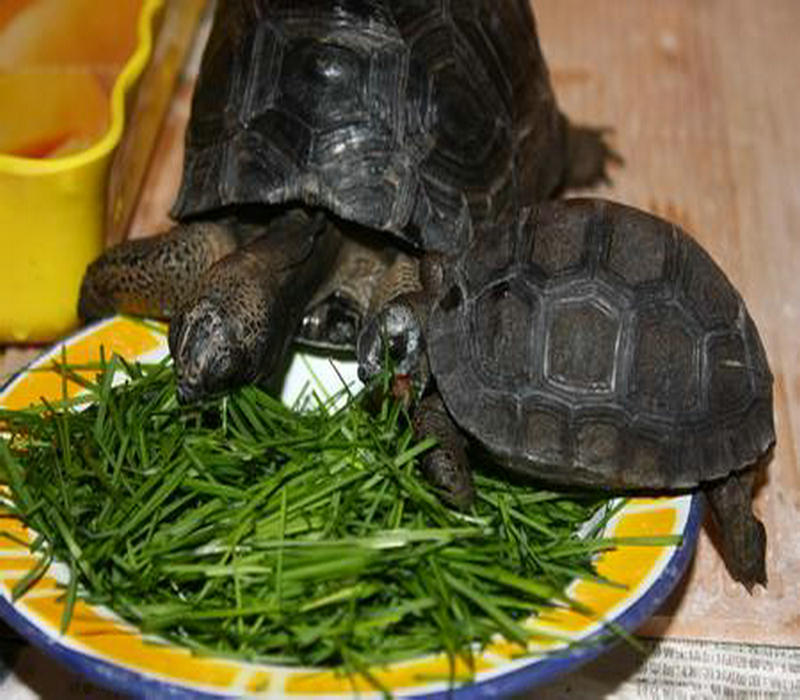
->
[78,0,616,400]
[357,198,774,590]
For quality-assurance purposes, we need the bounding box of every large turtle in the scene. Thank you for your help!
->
[78,0,616,400]
[357,198,774,589]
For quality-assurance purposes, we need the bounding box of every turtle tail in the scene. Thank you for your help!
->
[704,467,767,591]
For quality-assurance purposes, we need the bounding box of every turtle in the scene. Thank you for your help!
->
[356,197,775,590]
[78,0,618,401]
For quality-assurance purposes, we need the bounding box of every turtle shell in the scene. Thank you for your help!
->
[426,199,774,489]
[171,0,567,254]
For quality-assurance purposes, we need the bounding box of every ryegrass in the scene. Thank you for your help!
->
[0,355,678,687]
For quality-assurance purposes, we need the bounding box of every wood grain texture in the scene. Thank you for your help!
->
[535,0,800,645]
[3,0,798,649]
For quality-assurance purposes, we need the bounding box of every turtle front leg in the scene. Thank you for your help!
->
[704,468,767,591]
[78,221,251,321]
[297,235,396,351]
[169,210,340,403]
[298,242,422,352]
[356,257,474,507]
[355,273,473,508]
[412,392,475,510]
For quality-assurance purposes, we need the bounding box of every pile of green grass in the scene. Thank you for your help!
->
[0,355,670,687]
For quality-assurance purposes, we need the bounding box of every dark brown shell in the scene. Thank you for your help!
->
[171,0,567,254]
[426,199,774,489]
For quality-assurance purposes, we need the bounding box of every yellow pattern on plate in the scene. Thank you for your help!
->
[286,654,496,695]
[0,317,164,409]
[536,508,677,633]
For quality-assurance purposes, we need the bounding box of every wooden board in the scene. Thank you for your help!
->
[534,0,800,645]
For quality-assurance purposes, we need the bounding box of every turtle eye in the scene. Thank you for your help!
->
[357,301,422,383]
[387,329,408,361]
[439,284,463,312]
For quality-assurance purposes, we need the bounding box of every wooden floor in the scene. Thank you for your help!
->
[4,0,799,650]
[534,0,800,645]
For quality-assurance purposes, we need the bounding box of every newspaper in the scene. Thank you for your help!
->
[536,638,800,699]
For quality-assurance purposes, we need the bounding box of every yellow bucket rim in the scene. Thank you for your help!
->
[0,0,166,175]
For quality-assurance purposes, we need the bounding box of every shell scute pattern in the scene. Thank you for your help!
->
[528,213,589,278]
[462,215,516,290]
[428,200,773,489]
[472,390,520,454]
[545,296,621,394]
[521,403,568,470]
[241,22,283,121]
[678,242,740,330]
[631,304,701,415]
[175,1,412,229]
[574,419,623,474]
[706,331,751,414]
[391,0,442,36]
[604,208,673,288]
[471,281,535,385]
[277,40,369,130]
[173,0,564,256]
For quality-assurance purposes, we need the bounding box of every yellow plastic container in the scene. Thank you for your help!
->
[0,0,205,343]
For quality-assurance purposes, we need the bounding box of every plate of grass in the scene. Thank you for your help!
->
[0,316,701,698]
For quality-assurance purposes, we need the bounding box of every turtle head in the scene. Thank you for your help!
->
[356,298,430,403]
[169,298,251,404]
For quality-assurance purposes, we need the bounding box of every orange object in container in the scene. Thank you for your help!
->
[0,0,206,343]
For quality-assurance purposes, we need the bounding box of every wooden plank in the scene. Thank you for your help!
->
[536,0,800,644]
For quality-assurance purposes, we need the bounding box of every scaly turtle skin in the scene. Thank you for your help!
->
[357,199,775,589]
[79,0,616,395]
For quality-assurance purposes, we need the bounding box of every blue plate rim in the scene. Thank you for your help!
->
[0,494,702,698]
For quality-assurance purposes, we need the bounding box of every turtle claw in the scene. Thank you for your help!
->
[412,392,475,510]
[564,122,623,189]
